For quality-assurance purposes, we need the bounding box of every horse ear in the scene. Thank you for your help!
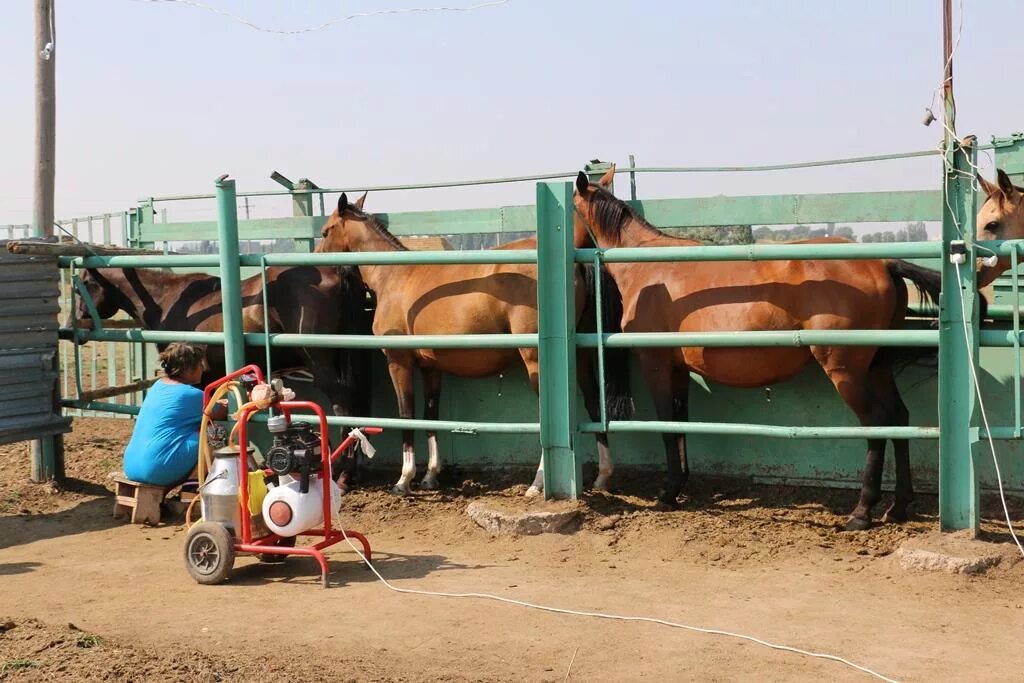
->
[575,171,590,194]
[977,173,1001,198]
[337,193,348,215]
[353,191,368,212]
[997,169,1018,197]
[598,164,616,188]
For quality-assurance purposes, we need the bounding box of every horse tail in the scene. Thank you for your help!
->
[580,262,634,420]
[886,259,941,313]
[874,259,986,371]
[336,265,375,417]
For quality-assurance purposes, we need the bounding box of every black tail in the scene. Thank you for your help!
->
[579,262,634,420]
[874,259,986,371]
[336,265,375,418]
[887,259,941,313]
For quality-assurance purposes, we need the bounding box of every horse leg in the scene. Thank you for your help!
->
[386,354,417,496]
[577,348,614,491]
[517,348,546,498]
[871,363,914,523]
[816,353,888,531]
[420,368,443,490]
[639,352,689,509]
[304,348,358,491]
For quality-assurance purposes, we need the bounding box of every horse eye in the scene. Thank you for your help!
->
[985,220,1001,234]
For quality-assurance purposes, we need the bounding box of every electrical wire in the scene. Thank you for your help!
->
[336,526,900,682]
[933,0,1024,556]
[128,0,511,35]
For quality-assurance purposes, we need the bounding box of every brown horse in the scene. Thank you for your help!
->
[977,169,1024,285]
[70,265,374,485]
[317,192,631,495]
[573,167,946,530]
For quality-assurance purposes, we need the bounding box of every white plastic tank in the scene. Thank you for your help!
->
[261,475,342,537]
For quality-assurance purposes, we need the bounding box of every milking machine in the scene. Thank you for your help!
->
[183,365,380,587]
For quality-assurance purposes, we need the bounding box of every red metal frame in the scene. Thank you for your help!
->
[206,371,378,587]
[202,364,264,407]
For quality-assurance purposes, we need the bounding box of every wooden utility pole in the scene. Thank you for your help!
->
[31,0,60,483]
[33,0,55,240]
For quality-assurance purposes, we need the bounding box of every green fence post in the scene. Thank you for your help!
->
[938,138,980,533]
[536,181,580,499]
[215,176,246,372]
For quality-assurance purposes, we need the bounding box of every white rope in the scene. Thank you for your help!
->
[336,527,900,682]
[128,0,511,35]
[957,291,1024,558]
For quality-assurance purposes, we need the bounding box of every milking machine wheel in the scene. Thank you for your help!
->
[184,522,235,585]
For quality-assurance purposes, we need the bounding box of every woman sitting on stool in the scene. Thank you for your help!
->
[123,342,227,490]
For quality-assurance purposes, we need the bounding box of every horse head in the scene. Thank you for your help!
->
[317,191,371,253]
[572,165,619,248]
[66,269,121,343]
[977,169,1024,287]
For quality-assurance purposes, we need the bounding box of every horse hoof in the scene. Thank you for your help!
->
[654,494,679,511]
[592,476,610,493]
[390,484,411,497]
[882,505,909,524]
[843,517,872,532]
[524,485,542,498]
[420,476,440,491]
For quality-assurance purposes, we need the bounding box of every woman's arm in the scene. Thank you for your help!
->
[208,399,229,421]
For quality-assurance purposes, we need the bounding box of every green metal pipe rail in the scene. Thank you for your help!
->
[58,137,1024,531]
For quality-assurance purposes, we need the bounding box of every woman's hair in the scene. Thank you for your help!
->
[159,342,208,380]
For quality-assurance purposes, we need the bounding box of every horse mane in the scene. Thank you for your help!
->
[588,185,670,241]
[346,207,408,251]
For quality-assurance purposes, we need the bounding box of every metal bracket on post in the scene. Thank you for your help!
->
[270,171,319,249]
[938,137,980,533]
[215,175,245,373]
[536,181,581,500]
[584,159,615,195]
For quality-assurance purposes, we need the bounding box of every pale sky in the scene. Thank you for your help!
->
[2,0,1022,226]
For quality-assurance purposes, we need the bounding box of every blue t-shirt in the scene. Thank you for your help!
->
[123,380,204,486]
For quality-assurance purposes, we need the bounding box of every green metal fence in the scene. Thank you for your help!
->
[55,135,1024,532]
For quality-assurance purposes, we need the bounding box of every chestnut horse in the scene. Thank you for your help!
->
[317,192,632,495]
[977,169,1024,285]
[573,167,947,530]
[70,265,374,486]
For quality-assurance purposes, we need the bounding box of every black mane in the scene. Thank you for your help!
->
[346,207,408,251]
[588,184,663,240]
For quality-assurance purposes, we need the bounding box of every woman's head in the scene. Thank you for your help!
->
[159,342,208,383]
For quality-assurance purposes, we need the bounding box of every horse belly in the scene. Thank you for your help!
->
[417,348,518,377]
[684,346,811,388]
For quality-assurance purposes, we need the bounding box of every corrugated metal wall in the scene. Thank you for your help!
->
[0,243,71,445]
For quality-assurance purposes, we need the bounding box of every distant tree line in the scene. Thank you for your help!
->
[753,221,929,243]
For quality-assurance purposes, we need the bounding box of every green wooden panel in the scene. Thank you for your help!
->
[137,216,322,243]
[227,348,1023,497]
[993,133,1024,185]
[635,190,942,227]
[134,189,940,245]
[379,205,537,236]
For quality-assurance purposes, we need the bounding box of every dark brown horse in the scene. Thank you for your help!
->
[317,192,631,495]
[574,167,944,530]
[70,265,374,485]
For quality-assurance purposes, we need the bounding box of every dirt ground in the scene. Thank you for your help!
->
[2,418,1023,682]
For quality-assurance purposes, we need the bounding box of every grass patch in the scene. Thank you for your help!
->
[1,659,42,672]
[76,633,103,649]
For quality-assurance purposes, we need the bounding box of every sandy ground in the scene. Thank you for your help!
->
[2,417,1023,682]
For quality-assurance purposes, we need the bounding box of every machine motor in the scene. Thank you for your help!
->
[264,419,322,493]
